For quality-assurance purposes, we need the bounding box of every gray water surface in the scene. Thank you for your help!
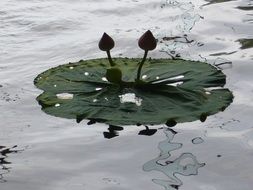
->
[1,0,253,189]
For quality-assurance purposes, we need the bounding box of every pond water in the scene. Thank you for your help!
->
[0,0,253,189]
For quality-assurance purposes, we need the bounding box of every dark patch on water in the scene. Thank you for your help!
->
[210,51,237,56]
[213,58,233,70]
[237,38,253,49]
[0,145,22,183]
[103,125,124,139]
[236,6,253,11]
[138,126,157,136]
[160,35,194,44]
[202,0,234,7]
[103,125,159,139]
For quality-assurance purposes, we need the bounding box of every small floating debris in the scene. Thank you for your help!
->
[55,103,61,107]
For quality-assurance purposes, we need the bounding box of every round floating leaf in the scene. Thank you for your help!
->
[34,58,233,126]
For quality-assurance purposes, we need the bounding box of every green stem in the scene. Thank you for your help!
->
[137,50,148,81]
[106,50,115,67]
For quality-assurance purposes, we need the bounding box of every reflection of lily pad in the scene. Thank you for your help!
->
[34,58,233,126]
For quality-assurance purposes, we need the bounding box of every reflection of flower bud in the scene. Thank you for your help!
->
[138,30,157,51]
[99,33,115,51]
[166,119,177,127]
[200,113,207,122]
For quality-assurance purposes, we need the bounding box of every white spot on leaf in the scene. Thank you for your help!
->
[56,93,74,100]
[119,93,142,106]
[95,88,102,91]
[102,77,108,82]
[167,81,183,86]
[142,75,147,79]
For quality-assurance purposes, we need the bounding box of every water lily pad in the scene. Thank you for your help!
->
[34,58,233,126]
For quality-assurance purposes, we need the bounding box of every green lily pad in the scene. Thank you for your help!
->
[34,58,233,126]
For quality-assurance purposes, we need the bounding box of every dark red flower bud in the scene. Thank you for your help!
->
[138,30,157,51]
[99,33,115,51]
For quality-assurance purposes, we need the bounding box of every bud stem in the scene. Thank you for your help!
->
[106,50,115,67]
[137,50,148,81]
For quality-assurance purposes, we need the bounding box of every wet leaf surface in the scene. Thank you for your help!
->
[34,58,233,126]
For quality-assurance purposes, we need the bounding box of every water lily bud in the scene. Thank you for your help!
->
[99,33,115,51]
[138,30,157,51]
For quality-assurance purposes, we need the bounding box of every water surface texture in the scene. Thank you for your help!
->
[1,0,253,190]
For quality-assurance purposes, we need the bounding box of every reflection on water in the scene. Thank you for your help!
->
[103,125,124,139]
[237,6,253,11]
[159,34,196,59]
[143,128,205,190]
[0,145,22,183]
[138,126,158,136]
[160,0,201,32]
[158,0,201,57]
[237,38,253,49]
[202,0,234,7]
[1,0,253,189]
[102,125,158,139]
[210,51,237,56]
[192,137,204,144]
